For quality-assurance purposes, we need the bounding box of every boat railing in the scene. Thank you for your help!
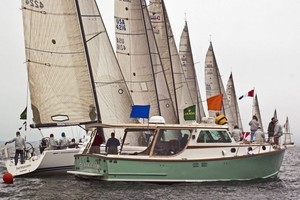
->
[234,143,277,156]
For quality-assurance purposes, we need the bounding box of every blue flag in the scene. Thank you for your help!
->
[130,105,150,119]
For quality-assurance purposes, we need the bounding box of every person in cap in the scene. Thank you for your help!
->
[58,132,69,149]
[267,117,276,143]
[46,133,58,150]
[5,131,26,165]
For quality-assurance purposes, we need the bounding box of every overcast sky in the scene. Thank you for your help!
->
[0,0,299,143]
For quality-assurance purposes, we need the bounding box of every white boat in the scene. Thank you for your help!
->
[179,21,206,122]
[68,116,286,182]
[205,42,235,130]
[6,0,142,177]
[283,116,294,147]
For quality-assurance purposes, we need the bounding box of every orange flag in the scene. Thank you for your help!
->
[207,94,223,111]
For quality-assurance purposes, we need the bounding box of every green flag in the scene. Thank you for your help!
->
[20,107,27,120]
[184,105,196,121]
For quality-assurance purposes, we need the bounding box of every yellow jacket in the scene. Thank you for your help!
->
[215,114,228,125]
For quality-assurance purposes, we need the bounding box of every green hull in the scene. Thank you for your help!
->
[73,149,285,182]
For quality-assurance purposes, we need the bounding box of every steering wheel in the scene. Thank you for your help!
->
[25,142,35,160]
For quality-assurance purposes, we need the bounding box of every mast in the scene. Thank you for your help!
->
[140,0,161,115]
[161,0,179,119]
[75,0,101,123]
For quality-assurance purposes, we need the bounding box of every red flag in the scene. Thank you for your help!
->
[242,132,250,139]
[239,89,254,100]
[207,94,223,111]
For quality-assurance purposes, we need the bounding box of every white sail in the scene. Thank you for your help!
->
[78,0,135,124]
[273,109,278,119]
[22,0,97,126]
[252,94,264,132]
[114,0,178,123]
[148,0,194,124]
[205,42,235,130]
[22,0,136,128]
[179,21,206,123]
[226,73,243,130]
[283,116,293,145]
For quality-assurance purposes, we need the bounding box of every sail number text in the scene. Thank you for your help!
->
[116,18,126,31]
[25,0,44,9]
[116,37,126,51]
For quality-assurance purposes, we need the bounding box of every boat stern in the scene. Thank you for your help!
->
[68,154,106,179]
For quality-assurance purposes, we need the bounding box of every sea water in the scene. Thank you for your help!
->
[0,147,299,200]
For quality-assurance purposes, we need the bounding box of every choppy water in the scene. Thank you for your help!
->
[0,146,299,200]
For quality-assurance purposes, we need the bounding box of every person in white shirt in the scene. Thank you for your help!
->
[5,131,26,165]
[254,127,265,143]
[231,125,242,142]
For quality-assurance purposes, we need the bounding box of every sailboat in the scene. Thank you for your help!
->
[226,73,243,130]
[114,0,178,124]
[148,0,195,124]
[205,42,235,130]
[67,0,286,183]
[6,0,138,177]
[179,21,206,123]
[283,117,294,147]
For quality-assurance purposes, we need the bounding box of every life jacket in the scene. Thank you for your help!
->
[215,114,228,125]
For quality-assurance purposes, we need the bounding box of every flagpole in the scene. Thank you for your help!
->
[251,87,255,117]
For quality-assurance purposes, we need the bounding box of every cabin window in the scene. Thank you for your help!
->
[153,129,192,156]
[197,130,231,143]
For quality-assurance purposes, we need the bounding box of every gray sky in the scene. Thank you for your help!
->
[1,0,299,143]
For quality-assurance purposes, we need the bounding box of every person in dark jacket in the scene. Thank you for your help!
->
[267,117,276,143]
[90,132,103,154]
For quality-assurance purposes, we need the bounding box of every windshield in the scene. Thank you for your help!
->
[197,130,232,143]
[153,129,192,156]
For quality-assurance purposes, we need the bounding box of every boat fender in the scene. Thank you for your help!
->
[222,150,226,156]
[3,173,13,184]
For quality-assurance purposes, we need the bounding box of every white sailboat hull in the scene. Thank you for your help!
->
[5,148,79,177]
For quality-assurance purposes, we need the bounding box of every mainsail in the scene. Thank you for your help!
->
[179,21,206,123]
[205,42,235,130]
[148,0,194,124]
[252,94,264,131]
[114,0,178,123]
[22,0,135,128]
[226,73,243,130]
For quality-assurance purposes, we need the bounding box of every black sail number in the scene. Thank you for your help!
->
[25,0,44,9]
